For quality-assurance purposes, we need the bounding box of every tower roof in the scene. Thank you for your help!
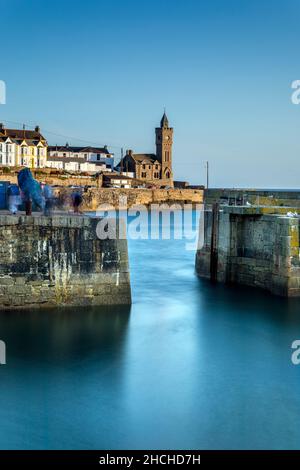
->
[160,112,169,128]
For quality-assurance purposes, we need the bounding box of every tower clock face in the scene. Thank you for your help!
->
[165,135,170,141]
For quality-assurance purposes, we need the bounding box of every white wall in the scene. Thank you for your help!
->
[86,152,114,169]
[46,160,107,172]
[48,149,114,172]
[0,141,16,166]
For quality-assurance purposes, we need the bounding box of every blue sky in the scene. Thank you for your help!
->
[1,0,300,187]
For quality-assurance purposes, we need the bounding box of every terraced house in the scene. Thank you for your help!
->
[0,124,47,168]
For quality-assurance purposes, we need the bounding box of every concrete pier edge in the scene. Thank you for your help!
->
[0,214,131,309]
[196,203,300,297]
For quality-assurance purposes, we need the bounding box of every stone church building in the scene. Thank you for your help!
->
[117,112,173,186]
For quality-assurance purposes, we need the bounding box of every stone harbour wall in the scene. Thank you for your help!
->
[0,171,102,188]
[196,206,300,296]
[204,188,300,208]
[0,174,203,210]
[0,215,131,309]
[80,188,203,211]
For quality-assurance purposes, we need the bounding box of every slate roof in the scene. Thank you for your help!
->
[160,112,169,128]
[131,153,158,163]
[104,174,134,180]
[47,156,107,165]
[47,156,87,163]
[48,145,113,155]
[0,127,46,142]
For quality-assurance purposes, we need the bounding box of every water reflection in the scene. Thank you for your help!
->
[1,211,300,449]
[0,306,131,449]
[0,306,131,365]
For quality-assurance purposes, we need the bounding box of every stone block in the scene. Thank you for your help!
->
[0,277,14,285]
[0,215,131,309]
[196,206,300,297]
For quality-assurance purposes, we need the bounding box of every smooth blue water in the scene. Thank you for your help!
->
[0,212,300,449]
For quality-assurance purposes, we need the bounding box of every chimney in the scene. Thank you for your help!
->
[0,123,4,132]
[127,149,133,156]
[35,125,40,133]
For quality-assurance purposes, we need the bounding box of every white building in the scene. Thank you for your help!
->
[103,174,135,188]
[0,124,47,168]
[47,144,114,173]
[46,156,108,173]
[0,137,15,166]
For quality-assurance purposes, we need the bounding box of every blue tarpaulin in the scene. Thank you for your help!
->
[17,168,44,210]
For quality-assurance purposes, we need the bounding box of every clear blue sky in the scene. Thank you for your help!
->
[1,0,300,187]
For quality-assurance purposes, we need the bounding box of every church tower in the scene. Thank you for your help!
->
[155,112,173,183]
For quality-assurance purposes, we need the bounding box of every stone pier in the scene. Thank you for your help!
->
[0,214,131,308]
[196,206,300,297]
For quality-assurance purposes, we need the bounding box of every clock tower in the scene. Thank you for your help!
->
[155,112,173,183]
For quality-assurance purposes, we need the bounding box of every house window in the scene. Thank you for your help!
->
[165,151,169,162]
[97,154,100,161]
[155,164,159,169]
[142,164,146,169]
[63,153,66,157]
[148,165,151,169]
[141,172,146,178]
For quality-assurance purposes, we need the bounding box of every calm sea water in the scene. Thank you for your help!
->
[0,211,300,449]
